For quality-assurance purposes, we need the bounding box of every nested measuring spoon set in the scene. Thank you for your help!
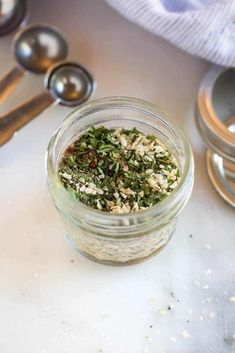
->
[0,0,95,146]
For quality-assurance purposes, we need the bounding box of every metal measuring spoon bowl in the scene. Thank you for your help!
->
[0,0,26,36]
[0,23,68,103]
[45,62,95,106]
[0,61,95,146]
[14,24,68,73]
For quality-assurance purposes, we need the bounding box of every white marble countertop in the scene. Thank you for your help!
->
[0,0,235,352]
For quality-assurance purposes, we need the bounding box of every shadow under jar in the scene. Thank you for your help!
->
[46,97,194,265]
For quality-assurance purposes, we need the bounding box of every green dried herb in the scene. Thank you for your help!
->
[58,126,180,214]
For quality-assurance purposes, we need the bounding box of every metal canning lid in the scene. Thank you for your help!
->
[207,149,235,208]
[196,65,235,163]
[197,66,235,207]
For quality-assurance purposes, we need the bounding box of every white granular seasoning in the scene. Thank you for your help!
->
[182,330,190,338]
[204,269,212,275]
[63,216,176,263]
[205,298,212,302]
[194,280,201,287]
[208,312,216,319]
[205,244,212,250]
[61,172,72,180]
[59,127,180,214]
[58,126,183,263]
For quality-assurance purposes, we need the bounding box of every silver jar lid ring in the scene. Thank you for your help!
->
[206,115,235,207]
[197,65,235,162]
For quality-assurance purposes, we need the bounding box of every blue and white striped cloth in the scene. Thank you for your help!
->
[106,0,235,67]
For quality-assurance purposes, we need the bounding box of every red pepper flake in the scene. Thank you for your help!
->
[89,161,97,169]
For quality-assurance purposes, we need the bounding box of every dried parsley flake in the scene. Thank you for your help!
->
[58,126,180,214]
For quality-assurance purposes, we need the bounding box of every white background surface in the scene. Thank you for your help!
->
[0,1,235,352]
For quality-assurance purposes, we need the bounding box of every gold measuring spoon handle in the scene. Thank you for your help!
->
[0,66,25,103]
[0,91,55,146]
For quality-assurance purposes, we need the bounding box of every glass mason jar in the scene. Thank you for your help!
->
[46,97,194,265]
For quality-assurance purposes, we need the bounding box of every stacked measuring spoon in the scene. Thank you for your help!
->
[0,0,95,146]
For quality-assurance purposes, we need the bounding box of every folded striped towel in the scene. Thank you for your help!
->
[106,0,235,67]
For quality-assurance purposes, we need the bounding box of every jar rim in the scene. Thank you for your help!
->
[46,96,194,223]
[197,66,235,162]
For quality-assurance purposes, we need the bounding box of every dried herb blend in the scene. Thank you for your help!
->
[58,126,180,213]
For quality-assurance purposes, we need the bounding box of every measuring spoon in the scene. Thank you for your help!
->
[0,23,68,103]
[0,61,95,146]
[0,0,26,36]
